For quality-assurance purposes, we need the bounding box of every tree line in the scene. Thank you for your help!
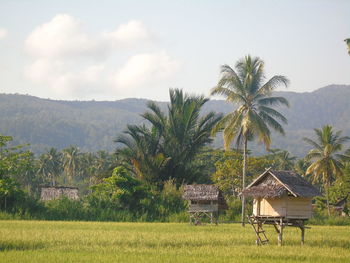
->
[0,55,349,222]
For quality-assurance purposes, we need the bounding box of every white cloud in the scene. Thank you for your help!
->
[25,14,104,59]
[25,15,152,59]
[24,14,180,99]
[114,51,180,89]
[103,20,153,48]
[0,28,7,39]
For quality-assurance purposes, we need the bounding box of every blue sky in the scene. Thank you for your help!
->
[0,0,349,101]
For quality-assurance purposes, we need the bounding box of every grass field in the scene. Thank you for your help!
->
[0,220,349,263]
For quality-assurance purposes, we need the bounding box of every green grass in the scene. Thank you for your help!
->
[0,220,349,263]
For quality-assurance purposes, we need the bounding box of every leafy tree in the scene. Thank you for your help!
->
[212,155,274,196]
[117,89,222,186]
[0,135,39,194]
[0,176,24,211]
[329,162,350,210]
[304,125,350,216]
[210,55,289,225]
[89,166,150,212]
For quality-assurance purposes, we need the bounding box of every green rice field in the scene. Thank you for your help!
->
[0,220,349,263]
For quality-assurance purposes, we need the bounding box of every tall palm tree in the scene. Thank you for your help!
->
[304,125,350,216]
[62,146,81,184]
[37,148,62,186]
[211,55,289,226]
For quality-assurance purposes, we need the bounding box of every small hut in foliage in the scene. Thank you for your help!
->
[332,197,348,216]
[242,169,320,245]
[183,185,227,225]
[40,186,79,201]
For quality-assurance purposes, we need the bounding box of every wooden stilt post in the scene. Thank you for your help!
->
[278,218,283,246]
[301,227,305,245]
[300,220,305,245]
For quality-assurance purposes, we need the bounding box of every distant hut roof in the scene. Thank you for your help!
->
[41,186,78,190]
[333,196,348,208]
[183,185,220,201]
[242,169,321,198]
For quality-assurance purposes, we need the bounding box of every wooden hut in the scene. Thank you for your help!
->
[332,197,348,216]
[183,185,226,225]
[40,186,79,201]
[242,169,320,245]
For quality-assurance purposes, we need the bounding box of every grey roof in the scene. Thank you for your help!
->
[183,185,220,201]
[242,169,321,198]
[333,196,348,207]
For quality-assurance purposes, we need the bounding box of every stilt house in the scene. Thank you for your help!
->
[183,185,227,224]
[242,169,320,245]
[242,169,320,219]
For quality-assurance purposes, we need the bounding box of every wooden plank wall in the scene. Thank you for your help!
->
[253,197,313,218]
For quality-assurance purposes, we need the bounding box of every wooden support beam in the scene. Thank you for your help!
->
[301,227,305,245]
[278,218,284,246]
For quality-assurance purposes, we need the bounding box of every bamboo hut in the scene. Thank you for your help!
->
[242,169,320,245]
[183,185,226,225]
[40,186,79,201]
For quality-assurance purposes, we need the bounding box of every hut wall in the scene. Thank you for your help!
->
[41,187,79,201]
[259,198,287,217]
[286,197,313,218]
[253,197,313,218]
[189,200,218,212]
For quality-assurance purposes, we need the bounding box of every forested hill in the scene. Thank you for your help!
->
[1,84,350,156]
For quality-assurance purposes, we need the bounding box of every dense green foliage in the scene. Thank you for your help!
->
[1,221,350,263]
[117,89,222,186]
[0,85,350,223]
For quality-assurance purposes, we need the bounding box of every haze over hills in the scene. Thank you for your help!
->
[0,84,349,157]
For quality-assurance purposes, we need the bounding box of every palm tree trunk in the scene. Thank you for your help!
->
[325,183,331,217]
[241,136,247,227]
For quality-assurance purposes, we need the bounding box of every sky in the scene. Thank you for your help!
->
[0,0,349,101]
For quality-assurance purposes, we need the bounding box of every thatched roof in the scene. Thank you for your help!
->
[41,186,78,190]
[242,169,321,198]
[183,185,220,201]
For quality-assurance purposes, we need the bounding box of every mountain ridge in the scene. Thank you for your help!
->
[1,84,349,157]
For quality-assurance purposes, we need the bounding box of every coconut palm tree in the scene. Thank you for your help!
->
[211,55,289,226]
[294,158,311,178]
[304,125,350,216]
[62,146,81,184]
[268,149,296,170]
[37,148,62,186]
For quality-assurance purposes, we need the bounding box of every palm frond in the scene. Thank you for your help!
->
[259,105,288,124]
[303,137,322,150]
[257,75,289,95]
[257,96,290,107]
